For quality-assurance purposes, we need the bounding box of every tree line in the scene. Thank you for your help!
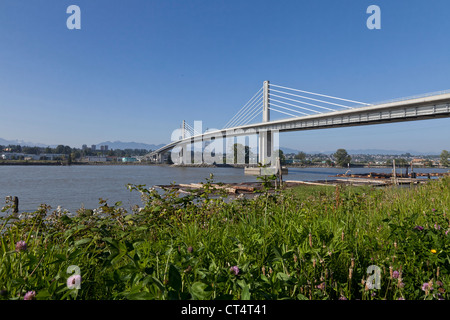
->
[0,144,151,159]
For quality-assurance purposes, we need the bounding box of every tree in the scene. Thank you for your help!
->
[423,159,433,167]
[55,145,65,154]
[63,145,72,155]
[334,148,351,167]
[274,149,286,164]
[441,150,449,167]
[232,143,250,164]
[294,151,306,162]
[394,158,408,167]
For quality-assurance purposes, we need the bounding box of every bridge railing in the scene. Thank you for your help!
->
[367,89,450,107]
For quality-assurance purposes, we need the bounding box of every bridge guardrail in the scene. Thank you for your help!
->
[367,89,450,107]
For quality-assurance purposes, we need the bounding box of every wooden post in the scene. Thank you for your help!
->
[392,159,397,185]
[13,196,19,214]
[276,157,283,189]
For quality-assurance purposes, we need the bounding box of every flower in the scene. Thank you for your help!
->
[15,240,27,252]
[316,282,325,290]
[431,249,437,254]
[67,274,82,289]
[23,291,36,300]
[421,282,433,293]
[414,226,424,231]
[230,266,239,276]
[187,246,193,253]
[392,270,400,279]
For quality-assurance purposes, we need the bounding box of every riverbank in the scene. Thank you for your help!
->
[1,160,448,170]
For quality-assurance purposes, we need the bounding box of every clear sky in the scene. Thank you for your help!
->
[0,0,449,153]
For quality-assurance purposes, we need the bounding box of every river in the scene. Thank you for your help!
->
[0,165,448,214]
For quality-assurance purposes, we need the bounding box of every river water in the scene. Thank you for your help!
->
[0,165,447,214]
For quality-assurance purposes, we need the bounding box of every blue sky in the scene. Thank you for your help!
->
[0,0,449,153]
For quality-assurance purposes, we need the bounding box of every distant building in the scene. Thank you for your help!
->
[1,153,64,160]
[91,145,97,151]
[122,157,137,163]
[82,144,88,151]
[38,154,65,160]
[411,158,426,166]
[84,156,107,162]
[100,145,109,151]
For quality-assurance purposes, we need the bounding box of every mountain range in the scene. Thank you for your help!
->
[94,141,166,151]
[0,137,441,155]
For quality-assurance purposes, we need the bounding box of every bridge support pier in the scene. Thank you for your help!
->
[258,130,272,165]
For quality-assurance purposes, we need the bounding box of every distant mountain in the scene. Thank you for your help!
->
[345,149,437,156]
[95,141,166,151]
[0,138,165,151]
[280,147,440,155]
[0,138,52,148]
[279,146,301,154]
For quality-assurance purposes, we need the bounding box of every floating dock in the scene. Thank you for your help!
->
[244,167,288,176]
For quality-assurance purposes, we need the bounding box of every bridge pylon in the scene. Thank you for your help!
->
[258,80,273,165]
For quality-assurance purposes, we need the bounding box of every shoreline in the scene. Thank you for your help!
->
[1,160,448,170]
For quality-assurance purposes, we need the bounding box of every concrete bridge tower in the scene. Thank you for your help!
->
[258,80,272,165]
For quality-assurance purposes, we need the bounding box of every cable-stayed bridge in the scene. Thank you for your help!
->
[147,81,450,164]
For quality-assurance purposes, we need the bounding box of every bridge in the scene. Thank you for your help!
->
[147,81,450,165]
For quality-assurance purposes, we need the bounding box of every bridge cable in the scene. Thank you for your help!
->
[237,102,264,126]
[270,93,337,113]
[270,88,354,110]
[223,86,263,129]
[270,98,321,114]
[270,84,370,106]
[225,92,263,128]
[227,95,263,128]
[269,103,309,116]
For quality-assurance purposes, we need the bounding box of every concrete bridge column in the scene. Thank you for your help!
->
[258,129,272,165]
[258,80,273,165]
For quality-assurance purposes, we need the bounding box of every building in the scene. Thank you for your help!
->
[1,153,65,160]
[84,156,107,162]
[122,157,137,163]
[411,158,426,166]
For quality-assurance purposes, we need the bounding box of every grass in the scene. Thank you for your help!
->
[0,176,449,300]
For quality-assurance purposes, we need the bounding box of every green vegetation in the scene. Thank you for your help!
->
[441,150,449,167]
[1,177,449,300]
[0,144,151,161]
[333,149,351,167]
